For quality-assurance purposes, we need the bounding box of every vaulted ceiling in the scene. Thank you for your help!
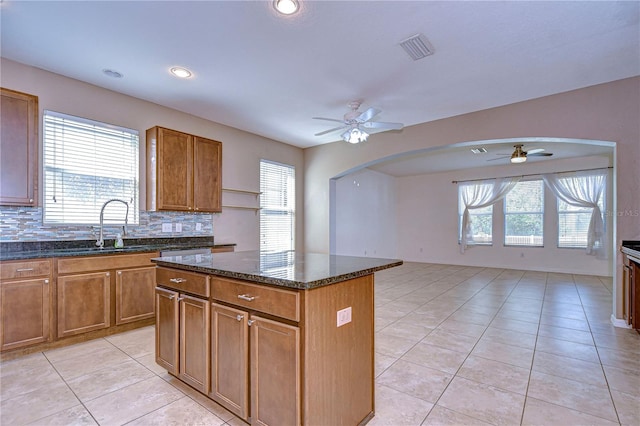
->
[1,1,638,150]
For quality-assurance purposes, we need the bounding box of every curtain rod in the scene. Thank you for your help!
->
[451,166,612,184]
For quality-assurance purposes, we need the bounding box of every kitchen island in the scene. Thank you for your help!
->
[152,250,402,426]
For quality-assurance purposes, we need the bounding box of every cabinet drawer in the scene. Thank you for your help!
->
[211,277,299,322]
[157,267,210,298]
[1,259,51,280]
[57,252,158,274]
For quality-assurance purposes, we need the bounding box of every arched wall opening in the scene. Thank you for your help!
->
[329,137,617,313]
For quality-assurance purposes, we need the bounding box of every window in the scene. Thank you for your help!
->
[558,192,605,248]
[504,180,544,246]
[459,205,493,245]
[43,111,139,224]
[260,160,295,253]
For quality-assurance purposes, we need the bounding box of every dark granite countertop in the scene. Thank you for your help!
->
[0,237,235,261]
[622,240,640,262]
[152,250,403,290]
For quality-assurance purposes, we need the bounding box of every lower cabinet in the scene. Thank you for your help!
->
[57,271,110,338]
[209,304,300,425]
[116,266,156,324]
[155,287,211,394]
[0,277,51,351]
[0,259,53,351]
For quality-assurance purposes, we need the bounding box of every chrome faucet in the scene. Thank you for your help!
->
[96,199,129,248]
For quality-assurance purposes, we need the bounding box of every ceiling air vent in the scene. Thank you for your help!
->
[399,34,434,61]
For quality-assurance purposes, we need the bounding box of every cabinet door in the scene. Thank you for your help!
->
[0,88,38,206]
[193,136,222,212]
[155,287,179,375]
[157,128,193,211]
[250,315,300,426]
[0,278,50,351]
[210,303,249,420]
[180,294,210,394]
[116,266,156,325]
[57,272,110,338]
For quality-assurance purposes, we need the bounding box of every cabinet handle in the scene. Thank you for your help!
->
[170,278,187,284]
[237,294,255,302]
[236,314,244,321]
[16,268,34,272]
[248,320,256,326]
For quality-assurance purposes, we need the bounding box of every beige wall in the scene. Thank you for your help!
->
[305,77,640,321]
[1,58,305,251]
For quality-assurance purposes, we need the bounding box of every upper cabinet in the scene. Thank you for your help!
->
[146,126,222,212]
[0,88,39,206]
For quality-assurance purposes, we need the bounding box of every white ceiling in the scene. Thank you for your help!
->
[1,0,638,151]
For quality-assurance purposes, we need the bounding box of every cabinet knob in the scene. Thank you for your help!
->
[29,199,34,203]
[236,314,244,321]
[237,294,255,302]
[106,272,110,277]
[178,297,185,301]
[44,279,49,285]
[117,271,122,275]
[248,319,256,326]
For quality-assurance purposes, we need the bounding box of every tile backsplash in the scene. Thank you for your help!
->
[0,207,214,241]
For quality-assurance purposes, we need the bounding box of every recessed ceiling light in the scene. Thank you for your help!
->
[103,69,123,78]
[170,67,192,79]
[274,0,299,15]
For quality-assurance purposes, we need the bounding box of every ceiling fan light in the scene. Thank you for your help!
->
[510,155,527,163]
[344,128,369,144]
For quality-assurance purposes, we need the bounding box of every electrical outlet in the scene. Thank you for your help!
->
[337,307,352,327]
[175,223,182,233]
[196,222,202,231]
[162,223,172,233]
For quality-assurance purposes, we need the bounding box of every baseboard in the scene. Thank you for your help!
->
[610,314,632,329]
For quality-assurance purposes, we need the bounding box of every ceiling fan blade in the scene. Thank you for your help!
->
[314,125,348,136]
[525,148,545,155]
[361,121,404,130]
[487,156,510,161]
[312,117,347,124]
[529,152,553,157]
[356,107,381,123]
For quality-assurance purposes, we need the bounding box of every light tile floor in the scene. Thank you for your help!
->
[1,262,639,425]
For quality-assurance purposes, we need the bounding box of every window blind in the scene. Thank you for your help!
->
[558,197,604,248]
[43,110,139,224]
[260,160,295,253]
[504,180,544,246]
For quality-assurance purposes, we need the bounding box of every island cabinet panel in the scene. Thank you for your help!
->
[251,315,300,426]
[155,287,179,375]
[179,294,211,394]
[0,88,38,206]
[57,272,110,338]
[303,274,375,426]
[210,303,249,420]
[0,277,50,351]
[116,266,156,325]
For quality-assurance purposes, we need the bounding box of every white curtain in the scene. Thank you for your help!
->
[459,177,521,253]
[543,170,607,258]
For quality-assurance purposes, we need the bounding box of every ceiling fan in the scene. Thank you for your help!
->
[488,144,554,164]
[313,101,404,144]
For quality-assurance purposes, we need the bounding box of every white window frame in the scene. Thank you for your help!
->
[260,159,295,253]
[504,179,544,247]
[557,190,605,249]
[43,110,139,225]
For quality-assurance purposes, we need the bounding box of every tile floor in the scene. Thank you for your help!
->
[1,262,639,425]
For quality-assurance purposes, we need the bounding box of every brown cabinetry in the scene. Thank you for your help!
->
[116,266,156,325]
[146,126,222,213]
[623,253,640,331]
[57,271,110,338]
[155,267,211,394]
[0,259,52,351]
[0,88,38,206]
[57,252,158,339]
